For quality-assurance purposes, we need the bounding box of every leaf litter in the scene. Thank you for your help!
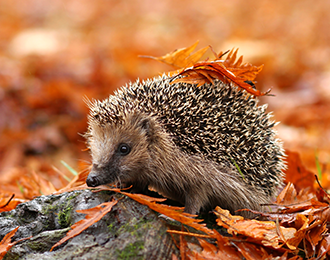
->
[1,43,330,259]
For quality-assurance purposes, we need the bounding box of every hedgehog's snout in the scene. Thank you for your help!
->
[86,163,119,187]
[86,172,100,187]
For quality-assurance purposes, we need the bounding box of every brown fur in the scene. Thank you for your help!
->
[86,113,269,217]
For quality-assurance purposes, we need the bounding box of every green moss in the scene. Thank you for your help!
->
[58,205,73,228]
[42,204,58,215]
[112,217,155,259]
[4,253,20,260]
[107,223,114,232]
[27,240,47,251]
[42,192,80,227]
[117,241,144,260]
[116,217,152,238]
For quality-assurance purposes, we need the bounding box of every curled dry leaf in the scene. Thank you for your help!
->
[214,206,297,249]
[171,61,268,96]
[143,42,268,96]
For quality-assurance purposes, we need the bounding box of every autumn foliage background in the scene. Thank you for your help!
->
[0,1,330,200]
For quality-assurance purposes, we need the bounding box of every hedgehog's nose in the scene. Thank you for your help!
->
[86,173,100,187]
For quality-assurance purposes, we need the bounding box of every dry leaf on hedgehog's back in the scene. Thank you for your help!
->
[140,41,209,69]
[143,42,267,96]
[171,47,267,96]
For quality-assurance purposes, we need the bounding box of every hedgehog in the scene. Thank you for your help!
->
[85,74,285,217]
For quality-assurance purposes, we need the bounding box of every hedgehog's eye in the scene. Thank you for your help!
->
[118,143,131,156]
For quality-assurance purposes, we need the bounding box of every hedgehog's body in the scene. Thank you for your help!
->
[86,75,285,217]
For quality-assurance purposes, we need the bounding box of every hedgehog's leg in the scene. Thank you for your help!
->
[183,195,201,215]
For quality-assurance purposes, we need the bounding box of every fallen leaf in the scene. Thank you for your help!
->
[214,207,296,249]
[284,150,316,192]
[0,227,31,258]
[50,199,117,251]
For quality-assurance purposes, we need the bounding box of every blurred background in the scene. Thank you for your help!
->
[0,0,329,191]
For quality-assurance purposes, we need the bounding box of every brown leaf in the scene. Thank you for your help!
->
[274,183,329,215]
[50,199,117,251]
[317,234,330,259]
[93,187,215,237]
[304,219,327,257]
[214,207,297,249]
[284,150,316,192]
[276,182,298,205]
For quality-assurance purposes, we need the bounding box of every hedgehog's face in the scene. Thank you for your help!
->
[86,113,155,188]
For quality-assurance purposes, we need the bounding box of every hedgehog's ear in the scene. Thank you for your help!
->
[131,113,157,139]
[138,117,155,138]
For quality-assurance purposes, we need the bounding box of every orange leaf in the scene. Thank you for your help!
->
[232,241,271,260]
[213,232,243,259]
[305,219,327,253]
[56,168,90,193]
[172,61,269,96]
[219,48,263,82]
[50,199,117,251]
[0,227,19,258]
[118,190,214,236]
[97,187,214,237]
[0,227,31,258]
[317,234,330,259]
[141,41,209,69]
[0,193,22,213]
[284,150,316,192]
[214,207,297,249]
[145,42,267,95]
